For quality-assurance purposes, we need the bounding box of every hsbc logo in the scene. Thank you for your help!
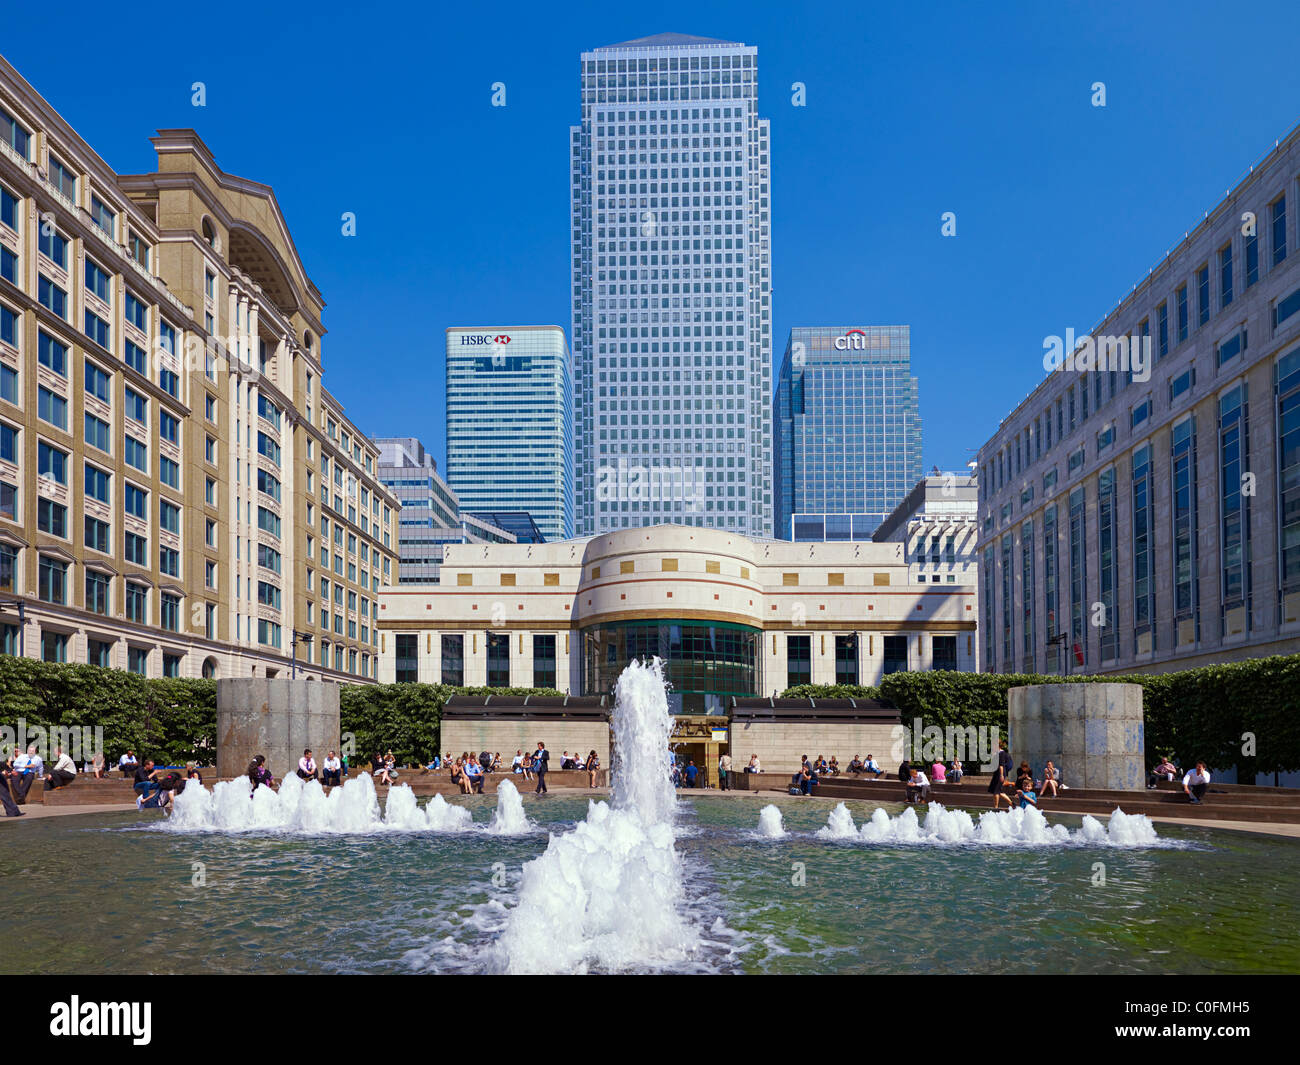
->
[459,334,512,346]
[834,328,868,351]
[493,334,511,345]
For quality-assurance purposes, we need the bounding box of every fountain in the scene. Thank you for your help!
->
[756,804,787,838]
[490,657,699,974]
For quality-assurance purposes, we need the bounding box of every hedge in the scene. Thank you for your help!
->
[780,684,882,702]
[338,684,561,766]
[0,657,216,765]
[790,656,1300,777]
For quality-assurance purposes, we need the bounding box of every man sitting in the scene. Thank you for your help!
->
[10,745,43,804]
[847,755,865,776]
[118,750,139,777]
[1147,757,1179,789]
[464,756,485,794]
[863,754,884,779]
[45,746,77,790]
[322,751,342,786]
[1183,762,1211,804]
[949,759,965,784]
[906,767,930,804]
[132,759,163,804]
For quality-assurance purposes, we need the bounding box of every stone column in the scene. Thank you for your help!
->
[216,677,340,782]
[1007,683,1145,791]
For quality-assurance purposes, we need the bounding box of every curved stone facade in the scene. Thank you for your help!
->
[378,524,978,707]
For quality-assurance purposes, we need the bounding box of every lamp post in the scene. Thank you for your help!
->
[0,597,25,657]
[290,630,313,679]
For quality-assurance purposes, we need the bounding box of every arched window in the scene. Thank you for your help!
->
[201,217,219,251]
[201,657,219,679]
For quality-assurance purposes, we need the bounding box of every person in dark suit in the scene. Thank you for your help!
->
[534,741,549,794]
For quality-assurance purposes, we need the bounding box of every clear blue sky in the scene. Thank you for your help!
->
[5,0,1299,475]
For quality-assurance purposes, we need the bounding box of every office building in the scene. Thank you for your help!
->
[775,326,922,541]
[378,524,977,703]
[375,435,517,585]
[873,471,978,586]
[976,124,1300,675]
[570,33,773,537]
[445,325,572,541]
[0,57,397,681]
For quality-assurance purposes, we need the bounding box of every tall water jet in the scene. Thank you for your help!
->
[487,779,531,835]
[491,658,697,973]
[757,804,786,838]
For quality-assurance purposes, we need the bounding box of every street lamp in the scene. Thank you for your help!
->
[290,630,313,679]
[0,597,25,657]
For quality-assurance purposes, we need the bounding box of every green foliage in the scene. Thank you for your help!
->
[829,659,1300,776]
[0,657,215,764]
[339,684,561,765]
[780,684,882,702]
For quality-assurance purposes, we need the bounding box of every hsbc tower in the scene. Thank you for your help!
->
[445,325,574,541]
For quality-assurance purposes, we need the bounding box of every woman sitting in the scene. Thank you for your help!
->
[1038,760,1061,797]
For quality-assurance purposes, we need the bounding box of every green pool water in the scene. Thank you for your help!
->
[1,795,1296,974]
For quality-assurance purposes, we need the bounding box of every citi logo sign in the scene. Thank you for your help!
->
[834,329,869,351]
[458,334,512,346]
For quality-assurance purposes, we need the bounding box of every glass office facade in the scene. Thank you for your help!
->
[570,34,773,537]
[774,326,922,539]
[581,619,759,714]
[445,326,573,541]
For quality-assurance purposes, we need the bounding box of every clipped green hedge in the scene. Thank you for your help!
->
[781,684,882,702]
[339,684,561,766]
[0,657,216,764]
[849,657,1300,777]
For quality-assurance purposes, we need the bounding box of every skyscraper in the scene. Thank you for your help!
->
[774,326,923,540]
[571,33,773,537]
[444,325,573,541]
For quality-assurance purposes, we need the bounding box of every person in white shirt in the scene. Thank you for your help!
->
[906,767,930,804]
[1183,762,1212,804]
[118,750,139,777]
[864,754,884,778]
[321,751,342,786]
[11,745,44,802]
[296,748,318,782]
[46,746,77,790]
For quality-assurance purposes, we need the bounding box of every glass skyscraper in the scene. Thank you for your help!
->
[444,326,574,541]
[570,32,773,537]
[774,326,923,540]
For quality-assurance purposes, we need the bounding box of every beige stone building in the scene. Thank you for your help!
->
[377,524,977,701]
[0,56,396,681]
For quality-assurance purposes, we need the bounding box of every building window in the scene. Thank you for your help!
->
[786,633,811,687]
[128,647,148,675]
[1068,486,1087,670]
[834,634,857,684]
[1098,469,1118,661]
[40,630,67,664]
[38,555,67,604]
[85,569,110,615]
[395,633,418,683]
[1001,535,1014,669]
[160,592,180,632]
[1273,195,1288,268]
[533,633,557,689]
[88,639,112,668]
[1219,386,1250,636]
[982,545,996,672]
[1021,521,1034,665]
[1132,444,1155,655]
[486,631,510,687]
[932,635,957,672]
[882,635,908,676]
[441,634,464,686]
[1042,504,1059,673]
[1220,244,1234,309]
[1197,264,1210,326]
[1176,284,1189,344]
[125,582,147,623]
[1172,418,1199,644]
[1278,348,1300,625]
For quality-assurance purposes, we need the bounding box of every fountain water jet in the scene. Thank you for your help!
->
[490,658,698,974]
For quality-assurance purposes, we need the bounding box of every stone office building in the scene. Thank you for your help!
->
[377,524,977,706]
[0,57,397,681]
[976,123,1300,676]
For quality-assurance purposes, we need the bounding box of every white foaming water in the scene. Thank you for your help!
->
[756,805,787,838]
[159,770,515,834]
[487,779,532,835]
[816,802,1164,847]
[490,658,699,974]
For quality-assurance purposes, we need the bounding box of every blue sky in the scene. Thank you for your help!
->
[5,0,1299,476]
